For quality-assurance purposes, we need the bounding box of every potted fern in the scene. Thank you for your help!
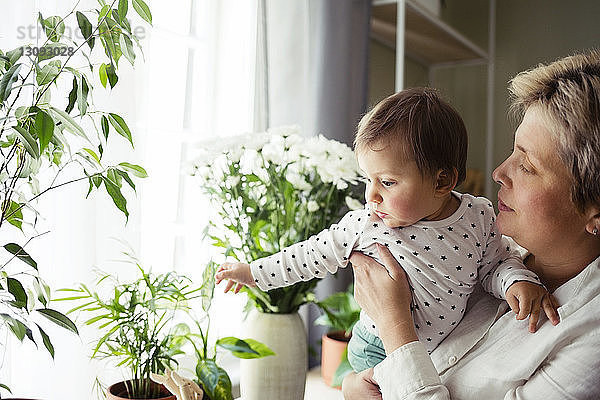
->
[0,0,150,395]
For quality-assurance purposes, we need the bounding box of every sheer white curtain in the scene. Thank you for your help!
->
[1,0,257,397]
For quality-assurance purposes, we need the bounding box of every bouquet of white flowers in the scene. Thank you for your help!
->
[190,126,363,313]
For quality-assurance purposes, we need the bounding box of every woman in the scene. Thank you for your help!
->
[342,50,600,399]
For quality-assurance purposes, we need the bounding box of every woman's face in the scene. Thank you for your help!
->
[492,106,588,255]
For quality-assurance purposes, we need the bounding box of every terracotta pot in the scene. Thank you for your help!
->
[106,380,176,400]
[240,311,307,400]
[320,330,350,388]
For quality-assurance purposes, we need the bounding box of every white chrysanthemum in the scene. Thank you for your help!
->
[242,132,271,151]
[261,136,286,165]
[335,180,348,190]
[227,146,244,163]
[239,148,261,175]
[226,176,240,187]
[286,168,311,191]
[307,200,320,212]
[283,142,304,166]
[267,125,301,138]
[345,196,364,211]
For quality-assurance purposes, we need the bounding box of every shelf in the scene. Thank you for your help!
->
[371,0,488,66]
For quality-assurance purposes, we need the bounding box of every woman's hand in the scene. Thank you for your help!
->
[351,243,418,352]
[341,369,382,400]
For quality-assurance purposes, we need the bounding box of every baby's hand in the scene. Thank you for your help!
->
[215,262,256,293]
[505,281,560,333]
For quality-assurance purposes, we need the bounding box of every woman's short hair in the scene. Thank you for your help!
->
[509,50,600,212]
[354,87,468,186]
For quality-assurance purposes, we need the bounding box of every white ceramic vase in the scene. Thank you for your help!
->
[240,311,307,400]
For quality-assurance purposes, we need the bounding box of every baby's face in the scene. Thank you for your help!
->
[357,143,440,228]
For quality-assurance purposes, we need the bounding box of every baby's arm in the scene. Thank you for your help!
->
[249,208,368,291]
[505,280,560,332]
[479,220,559,331]
[216,262,255,293]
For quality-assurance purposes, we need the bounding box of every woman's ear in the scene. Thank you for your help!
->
[584,206,600,236]
[434,168,458,196]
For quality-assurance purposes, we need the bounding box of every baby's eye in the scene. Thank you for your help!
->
[381,180,395,187]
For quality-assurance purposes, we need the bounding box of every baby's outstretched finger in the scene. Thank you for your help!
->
[223,280,235,293]
[234,283,245,294]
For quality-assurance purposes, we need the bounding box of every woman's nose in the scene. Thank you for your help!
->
[492,159,511,188]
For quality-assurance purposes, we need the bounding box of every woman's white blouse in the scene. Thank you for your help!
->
[373,254,600,399]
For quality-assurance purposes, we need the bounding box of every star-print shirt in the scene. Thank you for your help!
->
[250,192,542,353]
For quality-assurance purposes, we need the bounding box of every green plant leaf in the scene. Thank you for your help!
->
[118,162,147,178]
[7,278,27,309]
[36,43,68,62]
[76,11,95,50]
[0,63,22,103]
[3,243,37,270]
[8,318,27,341]
[41,16,66,43]
[49,106,87,139]
[119,34,136,65]
[6,46,24,66]
[76,74,89,115]
[32,278,48,307]
[36,308,79,335]
[13,125,40,158]
[65,76,77,113]
[118,0,129,22]
[5,200,23,230]
[0,383,12,393]
[36,324,55,358]
[217,337,275,359]
[132,0,152,24]
[196,360,233,400]
[102,175,129,220]
[107,113,133,146]
[115,170,135,191]
[99,63,108,88]
[34,108,55,153]
[98,14,122,65]
[106,63,118,88]
[36,63,60,86]
[216,337,258,356]
[101,115,109,140]
[82,148,101,165]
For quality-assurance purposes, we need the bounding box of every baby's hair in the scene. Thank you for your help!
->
[355,87,468,185]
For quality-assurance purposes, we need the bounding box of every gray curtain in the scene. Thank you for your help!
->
[258,0,371,368]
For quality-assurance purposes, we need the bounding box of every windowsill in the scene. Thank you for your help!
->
[235,367,344,400]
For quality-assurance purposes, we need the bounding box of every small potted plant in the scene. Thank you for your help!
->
[59,254,274,400]
[315,284,360,388]
[57,250,200,400]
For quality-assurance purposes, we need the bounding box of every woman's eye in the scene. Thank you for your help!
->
[381,180,394,187]
[518,164,531,174]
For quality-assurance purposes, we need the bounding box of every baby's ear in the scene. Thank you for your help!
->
[435,168,458,196]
